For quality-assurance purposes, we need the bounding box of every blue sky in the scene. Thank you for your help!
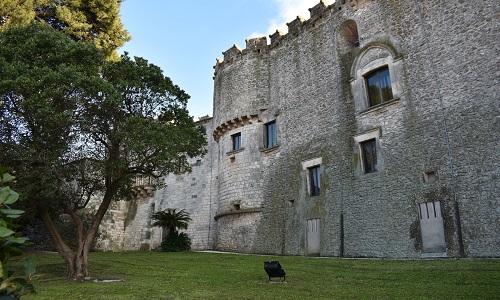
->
[119,0,331,119]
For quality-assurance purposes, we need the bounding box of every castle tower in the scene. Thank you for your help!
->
[209,0,499,258]
[98,0,498,259]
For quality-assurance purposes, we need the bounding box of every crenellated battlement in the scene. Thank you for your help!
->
[222,44,242,64]
[286,15,306,36]
[309,0,330,17]
[269,30,285,47]
[245,36,267,52]
[213,0,367,76]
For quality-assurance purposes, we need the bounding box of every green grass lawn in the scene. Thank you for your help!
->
[12,251,499,300]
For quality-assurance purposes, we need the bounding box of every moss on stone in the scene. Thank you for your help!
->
[124,199,138,229]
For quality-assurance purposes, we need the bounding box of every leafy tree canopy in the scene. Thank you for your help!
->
[0,23,206,280]
[0,0,130,59]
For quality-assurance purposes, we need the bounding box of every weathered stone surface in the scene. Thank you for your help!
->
[96,0,499,258]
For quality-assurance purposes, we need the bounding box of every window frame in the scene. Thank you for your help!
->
[360,138,377,174]
[301,157,322,197]
[364,66,393,107]
[231,132,241,151]
[308,166,321,196]
[265,121,277,149]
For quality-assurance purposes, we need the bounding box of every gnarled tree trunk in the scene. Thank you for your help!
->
[34,185,116,280]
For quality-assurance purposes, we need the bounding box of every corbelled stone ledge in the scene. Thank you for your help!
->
[213,114,260,141]
[214,208,262,220]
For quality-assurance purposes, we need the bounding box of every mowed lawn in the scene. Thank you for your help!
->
[13,251,499,300]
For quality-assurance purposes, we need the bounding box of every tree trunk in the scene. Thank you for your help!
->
[71,248,89,281]
[34,183,118,280]
[34,197,77,277]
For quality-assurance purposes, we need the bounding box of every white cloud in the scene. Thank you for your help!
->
[248,0,333,40]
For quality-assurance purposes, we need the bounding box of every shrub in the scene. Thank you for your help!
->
[160,232,191,252]
[0,165,36,298]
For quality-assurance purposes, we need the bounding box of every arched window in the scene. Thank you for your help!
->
[350,43,403,113]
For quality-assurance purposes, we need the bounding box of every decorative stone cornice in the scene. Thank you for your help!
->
[213,114,260,141]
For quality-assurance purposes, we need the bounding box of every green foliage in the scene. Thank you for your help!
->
[0,22,106,226]
[151,209,192,235]
[0,23,206,278]
[160,232,191,252]
[0,0,37,28]
[152,209,192,252]
[0,165,35,299]
[0,0,130,60]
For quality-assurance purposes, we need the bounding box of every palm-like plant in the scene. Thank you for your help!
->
[151,208,192,235]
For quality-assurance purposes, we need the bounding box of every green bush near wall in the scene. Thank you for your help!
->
[160,232,191,252]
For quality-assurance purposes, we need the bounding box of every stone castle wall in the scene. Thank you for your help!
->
[97,0,499,258]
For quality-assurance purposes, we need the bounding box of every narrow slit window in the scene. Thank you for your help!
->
[360,138,377,174]
[265,121,277,148]
[308,166,321,196]
[365,67,393,106]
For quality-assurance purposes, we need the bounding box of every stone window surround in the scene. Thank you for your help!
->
[359,138,377,174]
[353,127,382,175]
[350,43,403,114]
[302,157,322,196]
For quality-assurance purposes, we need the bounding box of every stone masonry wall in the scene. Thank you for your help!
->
[211,0,498,258]
[97,118,218,251]
[148,117,218,251]
[97,0,498,258]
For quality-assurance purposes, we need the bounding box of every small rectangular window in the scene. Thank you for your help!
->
[365,67,393,106]
[265,121,277,148]
[360,138,377,173]
[308,166,321,196]
[232,133,241,151]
